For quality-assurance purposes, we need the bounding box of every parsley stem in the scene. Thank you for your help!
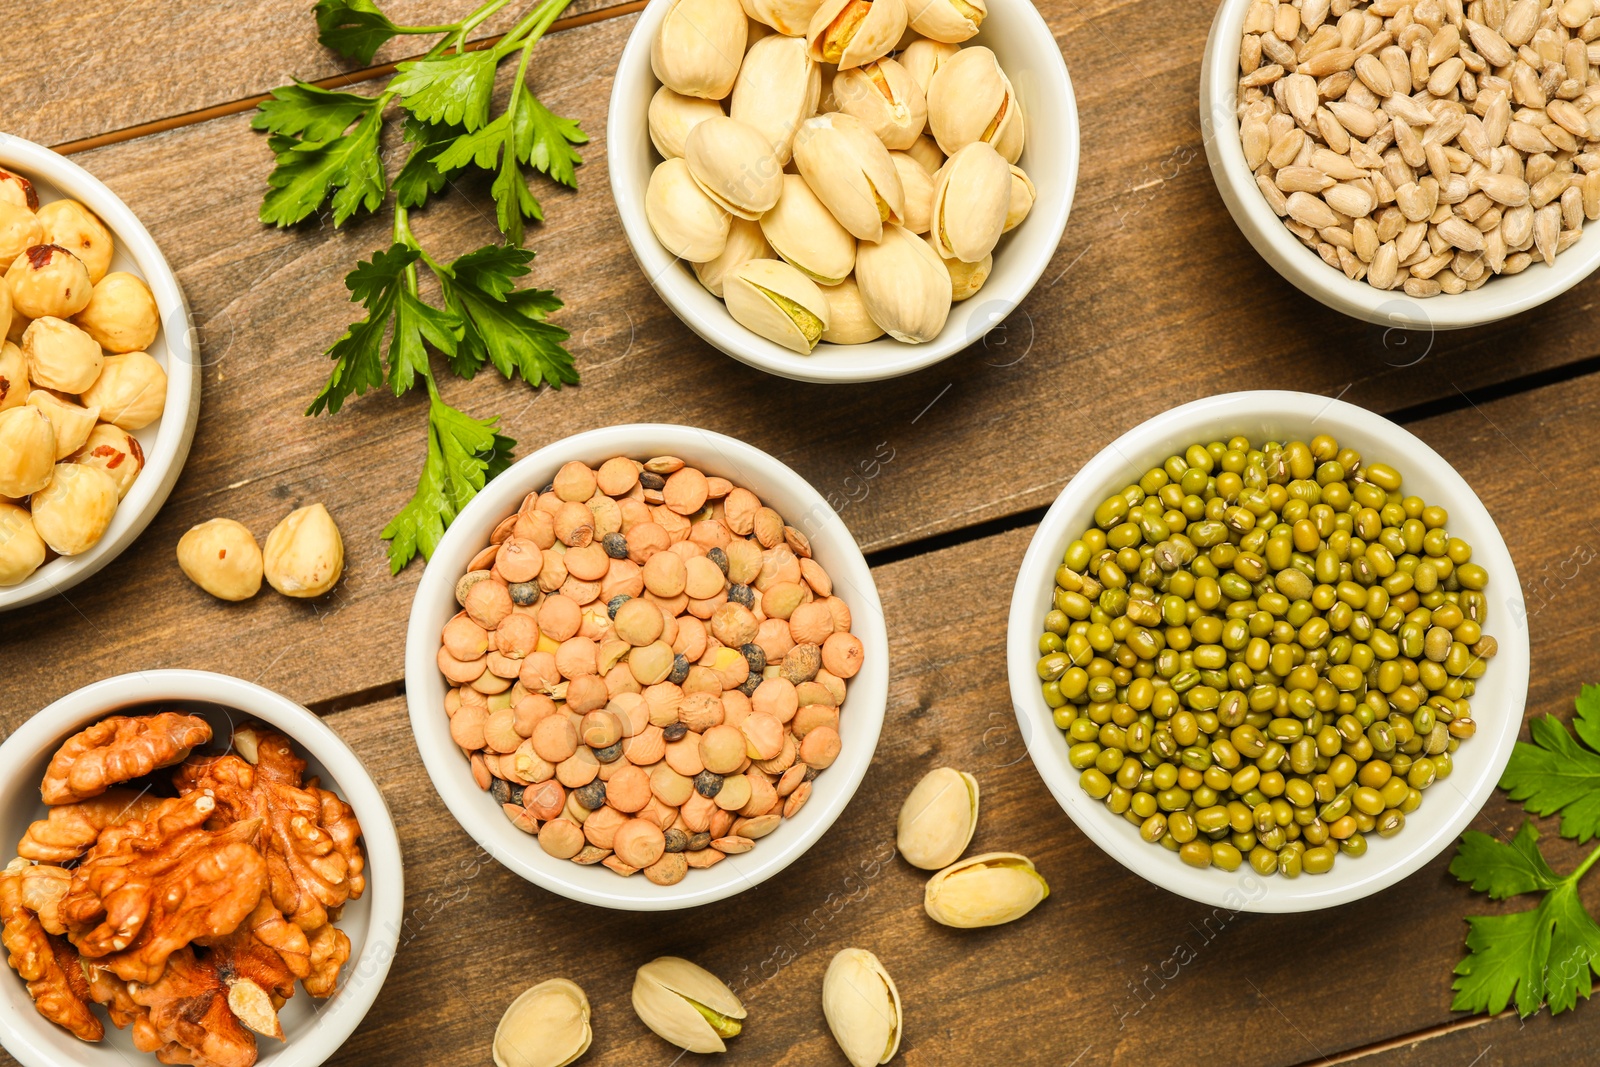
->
[494,0,573,58]
[1569,841,1600,884]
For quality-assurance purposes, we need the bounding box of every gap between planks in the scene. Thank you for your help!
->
[48,0,648,156]
[1285,1010,1509,1066]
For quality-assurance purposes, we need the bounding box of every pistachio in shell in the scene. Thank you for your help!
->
[926,45,1025,162]
[685,115,784,219]
[923,851,1048,928]
[760,174,857,285]
[632,956,747,1054]
[822,948,902,1067]
[905,134,944,174]
[652,0,748,99]
[694,217,773,298]
[806,0,907,70]
[929,141,1010,263]
[646,157,732,262]
[896,766,978,870]
[853,223,950,343]
[905,0,984,42]
[1004,164,1036,232]
[724,258,832,353]
[820,278,885,344]
[898,38,960,95]
[649,86,726,159]
[792,112,905,242]
[740,0,826,32]
[832,58,927,151]
[730,35,821,165]
[890,151,934,234]
[936,244,991,301]
[493,978,592,1067]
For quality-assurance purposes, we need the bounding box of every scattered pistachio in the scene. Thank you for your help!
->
[633,956,747,1054]
[896,766,979,870]
[493,978,592,1067]
[923,852,1049,928]
[822,948,902,1067]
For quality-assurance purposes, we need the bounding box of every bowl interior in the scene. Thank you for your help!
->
[0,133,198,611]
[1007,391,1530,912]
[607,0,1080,382]
[406,424,889,910]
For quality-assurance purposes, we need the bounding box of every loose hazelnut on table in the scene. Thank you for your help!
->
[21,316,102,394]
[35,200,113,284]
[30,462,117,556]
[263,503,344,598]
[72,271,159,353]
[78,351,167,430]
[177,518,264,601]
[6,244,92,320]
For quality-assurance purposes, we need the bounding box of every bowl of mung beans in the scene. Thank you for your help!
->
[1006,390,1529,912]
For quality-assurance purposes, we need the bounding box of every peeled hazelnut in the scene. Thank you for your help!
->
[0,202,42,271]
[27,390,99,458]
[178,518,264,601]
[263,502,344,597]
[72,423,144,500]
[0,500,46,586]
[6,245,92,320]
[0,171,37,213]
[72,272,159,353]
[79,351,166,430]
[21,316,102,394]
[0,340,27,412]
[30,462,118,555]
[36,201,113,284]
[0,405,56,497]
[0,261,11,340]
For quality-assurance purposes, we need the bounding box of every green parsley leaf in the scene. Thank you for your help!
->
[1501,685,1600,842]
[430,111,542,242]
[1451,822,1560,900]
[1452,880,1600,1017]
[516,93,586,188]
[390,49,499,131]
[394,116,465,209]
[314,0,402,64]
[381,397,515,572]
[253,81,383,143]
[433,244,575,388]
[259,105,388,228]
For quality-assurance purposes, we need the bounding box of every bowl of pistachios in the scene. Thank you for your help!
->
[607,0,1079,383]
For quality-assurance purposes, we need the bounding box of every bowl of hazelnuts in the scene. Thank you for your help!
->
[0,132,200,611]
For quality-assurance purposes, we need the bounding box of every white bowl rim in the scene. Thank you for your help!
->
[606,0,1081,383]
[1199,0,1600,330]
[0,133,201,611]
[1006,390,1530,912]
[0,669,404,1067]
[404,423,889,910]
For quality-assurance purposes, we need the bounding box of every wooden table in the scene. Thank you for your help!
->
[5,1,1600,1063]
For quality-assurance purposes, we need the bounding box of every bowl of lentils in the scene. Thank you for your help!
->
[1006,390,1529,912]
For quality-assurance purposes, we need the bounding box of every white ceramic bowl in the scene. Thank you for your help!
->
[1007,391,1529,913]
[0,670,403,1066]
[1199,0,1600,330]
[405,424,889,909]
[608,0,1079,383]
[0,134,200,610]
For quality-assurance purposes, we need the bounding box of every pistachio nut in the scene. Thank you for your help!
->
[896,766,978,870]
[905,0,984,41]
[929,141,1010,263]
[1004,164,1036,232]
[694,217,773,297]
[820,278,885,344]
[651,0,748,99]
[890,151,934,234]
[724,258,831,353]
[632,956,747,1054]
[649,86,725,159]
[740,0,824,33]
[923,852,1049,928]
[760,174,856,284]
[792,112,905,242]
[832,59,927,151]
[493,978,592,1067]
[685,116,784,219]
[262,502,344,598]
[853,223,950,343]
[647,157,733,262]
[822,948,902,1067]
[926,46,1025,162]
[730,34,821,164]
[0,501,45,586]
[806,0,907,70]
[938,245,991,301]
[904,134,944,174]
[898,38,960,95]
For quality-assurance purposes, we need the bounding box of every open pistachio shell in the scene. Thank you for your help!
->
[890,151,934,234]
[926,45,1024,163]
[896,766,978,870]
[632,956,748,1054]
[806,0,907,70]
[898,38,961,95]
[724,259,831,353]
[820,278,885,343]
[760,174,857,284]
[685,116,784,219]
[740,0,826,35]
[652,0,748,99]
[647,157,733,261]
[1004,164,1036,232]
[494,978,592,1067]
[905,0,985,42]
[650,87,726,159]
[792,112,905,242]
[929,141,1010,263]
[854,223,950,342]
[694,217,773,297]
[832,58,927,151]
[822,948,902,1067]
[731,35,821,165]
[924,852,1049,928]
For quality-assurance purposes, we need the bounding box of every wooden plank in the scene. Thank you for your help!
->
[1337,1009,1600,1066]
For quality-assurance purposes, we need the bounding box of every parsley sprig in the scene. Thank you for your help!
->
[253,0,587,572]
[1451,684,1600,1017]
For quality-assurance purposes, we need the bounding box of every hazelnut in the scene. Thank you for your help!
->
[0,340,27,412]
[27,390,99,458]
[78,351,165,430]
[0,406,55,497]
[0,202,42,271]
[72,423,144,500]
[21,316,102,394]
[263,502,344,597]
[0,171,36,213]
[7,314,29,345]
[177,518,263,601]
[72,272,158,353]
[30,462,117,555]
[0,500,46,586]
[6,245,92,320]
[36,200,112,284]
[0,264,11,340]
